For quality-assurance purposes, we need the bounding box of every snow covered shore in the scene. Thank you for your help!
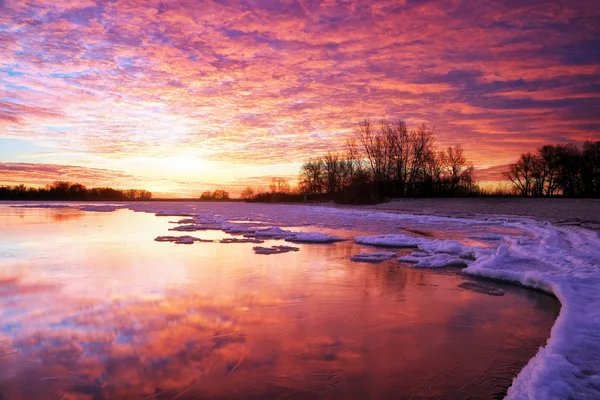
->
[359,197,600,231]
[8,201,600,399]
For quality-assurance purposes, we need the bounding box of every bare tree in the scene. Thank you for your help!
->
[354,119,391,184]
[299,157,324,194]
[406,124,435,193]
[505,153,535,196]
[269,177,290,194]
[582,141,600,196]
[240,187,255,200]
[323,152,341,194]
[444,145,471,193]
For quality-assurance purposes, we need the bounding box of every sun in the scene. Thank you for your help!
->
[166,155,207,173]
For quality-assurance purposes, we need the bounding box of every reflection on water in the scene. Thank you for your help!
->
[0,206,559,399]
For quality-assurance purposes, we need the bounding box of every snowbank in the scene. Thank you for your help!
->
[252,227,294,238]
[351,251,397,263]
[464,226,600,400]
[354,234,425,248]
[285,232,344,243]
[398,252,468,268]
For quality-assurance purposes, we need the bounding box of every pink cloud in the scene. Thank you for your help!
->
[0,0,598,193]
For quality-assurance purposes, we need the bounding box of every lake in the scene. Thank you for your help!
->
[0,203,559,399]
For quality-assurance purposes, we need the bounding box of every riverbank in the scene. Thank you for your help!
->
[351,198,600,230]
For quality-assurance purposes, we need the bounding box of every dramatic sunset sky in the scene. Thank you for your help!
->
[1,0,599,196]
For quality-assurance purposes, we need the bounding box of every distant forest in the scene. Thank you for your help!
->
[0,181,153,201]
[505,141,600,197]
[298,119,476,203]
[293,121,600,202]
[241,120,600,203]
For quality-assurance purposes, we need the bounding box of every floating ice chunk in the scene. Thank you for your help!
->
[274,245,299,252]
[351,252,397,263]
[253,245,299,255]
[285,232,344,243]
[154,236,212,244]
[169,224,207,232]
[399,252,469,268]
[174,218,197,224]
[80,205,124,212]
[419,239,476,257]
[253,227,295,238]
[222,223,258,234]
[457,281,505,296]
[220,238,264,244]
[354,234,425,248]
[356,234,475,257]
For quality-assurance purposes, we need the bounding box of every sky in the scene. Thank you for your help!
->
[1,0,599,197]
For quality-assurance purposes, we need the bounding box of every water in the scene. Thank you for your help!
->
[0,205,559,399]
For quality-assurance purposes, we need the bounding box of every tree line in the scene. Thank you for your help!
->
[505,141,600,197]
[240,178,300,202]
[0,181,153,201]
[298,119,476,203]
[199,189,230,201]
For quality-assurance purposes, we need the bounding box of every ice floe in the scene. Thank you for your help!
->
[220,238,264,244]
[398,252,469,268]
[253,245,300,255]
[354,234,424,248]
[251,227,295,238]
[351,252,397,263]
[154,236,213,244]
[169,224,209,232]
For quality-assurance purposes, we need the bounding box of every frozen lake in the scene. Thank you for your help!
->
[0,202,562,399]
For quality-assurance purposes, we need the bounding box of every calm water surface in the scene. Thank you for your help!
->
[0,205,559,399]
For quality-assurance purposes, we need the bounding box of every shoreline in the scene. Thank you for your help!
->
[338,198,600,231]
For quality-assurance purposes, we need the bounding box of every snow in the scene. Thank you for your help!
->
[252,226,294,238]
[285,232,344,243]
[458,281,505,296]
[419,239,476,258]
[253,245,299,255]
[356,233,474,267]
[351,251,397,263]
[12,201,600,399]
[354,234,425,248]
[398,252,468,268]
[169,224,207,232]
[220,238,264,244]
[154,235,213,244]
